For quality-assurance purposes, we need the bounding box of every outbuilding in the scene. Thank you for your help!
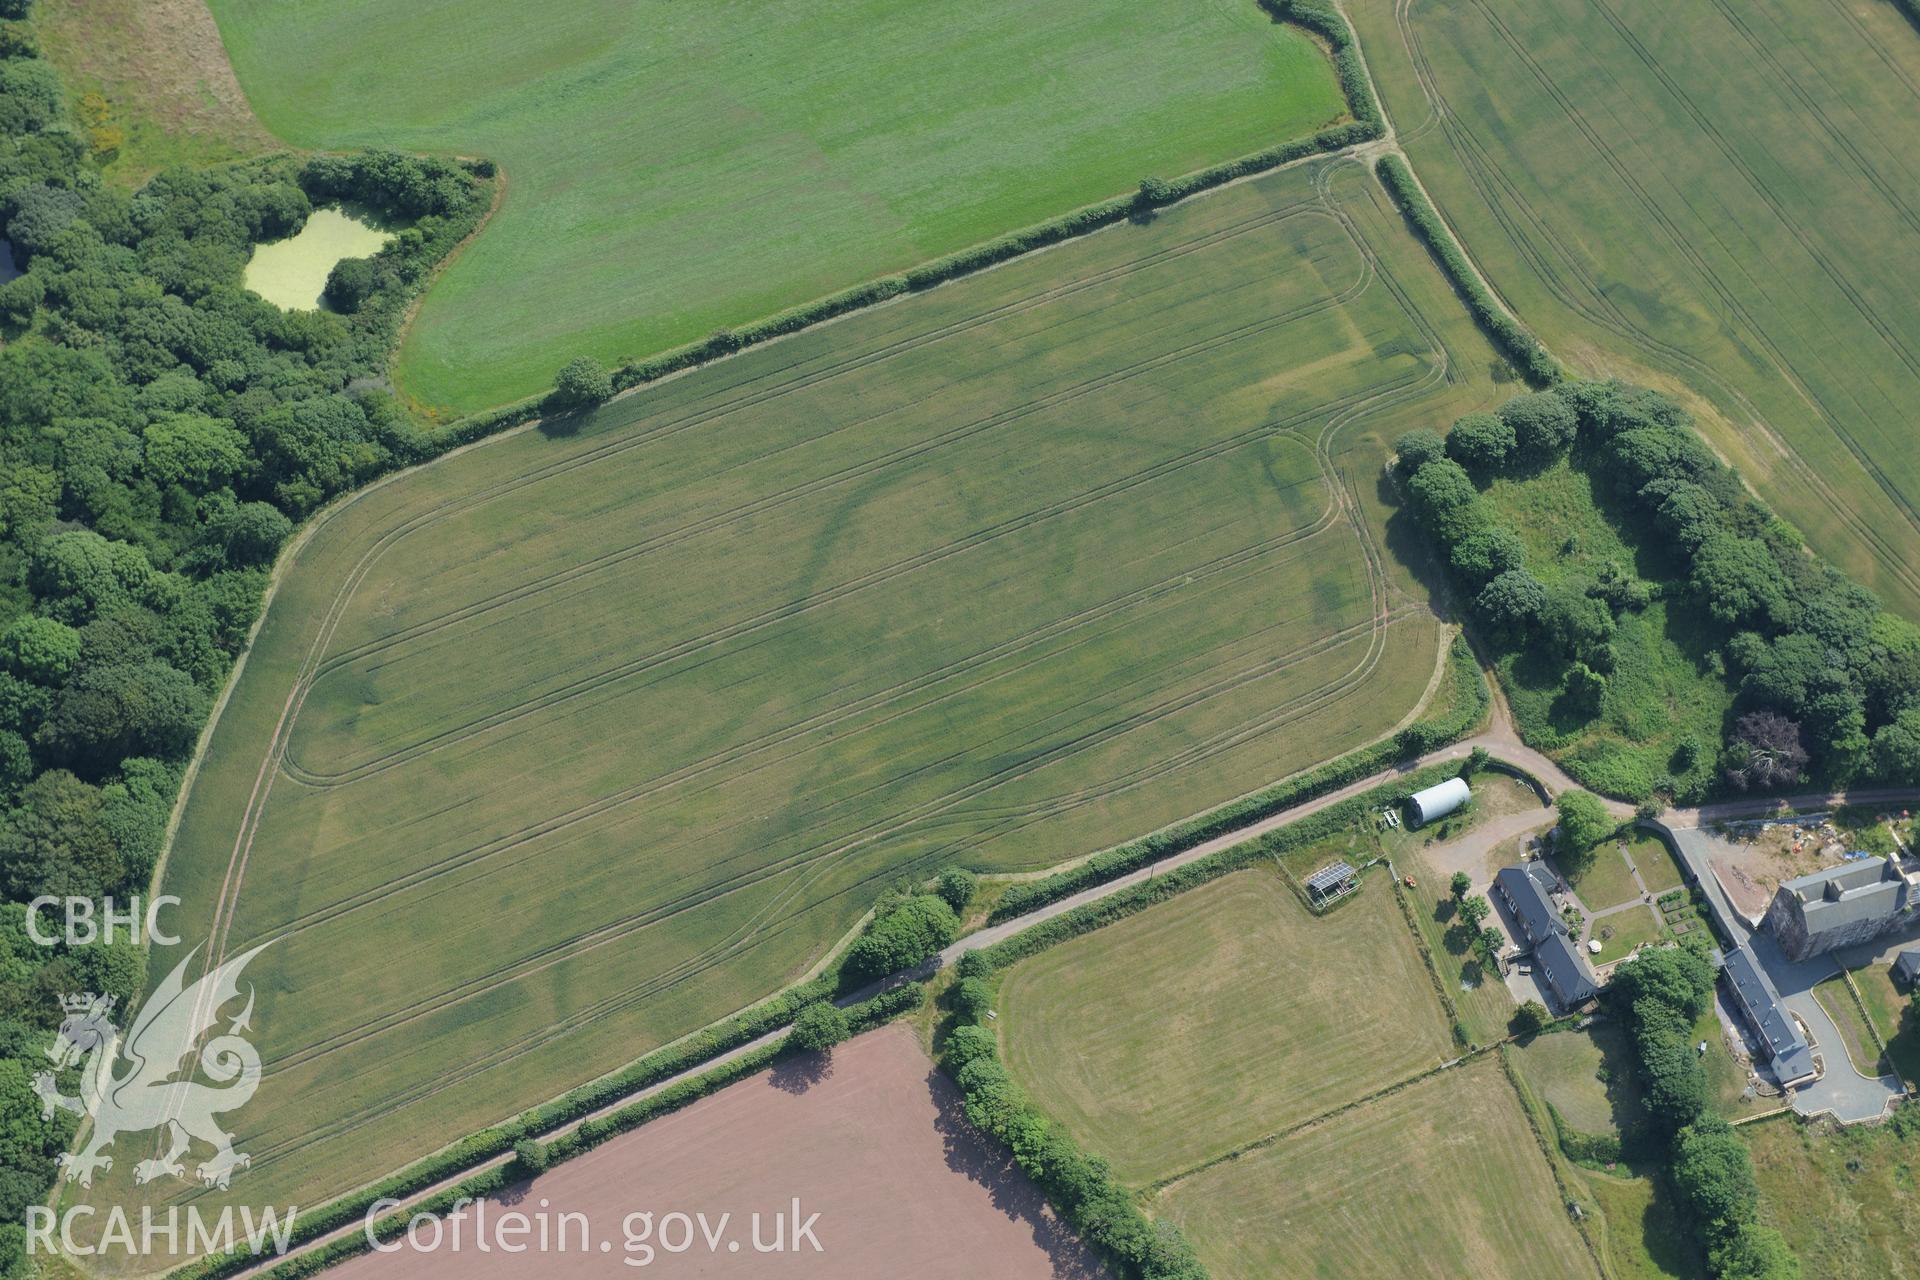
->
[1895,948,1920,988]
[1407,777,1471,827]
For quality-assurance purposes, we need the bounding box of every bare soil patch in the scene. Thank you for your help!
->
[1707,815,1853,918]
[331,1025,1100,1279]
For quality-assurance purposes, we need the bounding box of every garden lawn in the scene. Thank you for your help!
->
[1570,841,1643,911]
[1850,961,1920,1086]
[1347,0,1920,619]
[1158,1058,1599,1280]
[1630,832,1688,895]
[1590,905,1666,968]
[1814,975,1891,1079]
[203,0,1349,411]
[996,868,1452,1186]
[139,166,1504,1222]
[1511,1021,1645,1138]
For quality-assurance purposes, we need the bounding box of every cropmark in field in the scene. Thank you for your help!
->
[132,161,1505,1219]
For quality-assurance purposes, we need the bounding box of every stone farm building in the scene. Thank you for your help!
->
[1493,862,1599,1010]
[1723,943,1818,1088]
[1762,855,1917,962]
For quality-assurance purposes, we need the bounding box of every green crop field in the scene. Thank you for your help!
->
[996,869,1452,1184]
[199,0,1350,412]
[1158,1058,1600,1280]
[1348,0,1920,618]
[130,163,1506,1215]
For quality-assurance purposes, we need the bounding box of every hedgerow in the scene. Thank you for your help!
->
[576,2,1386,399]
[1260,0,1384,132]
[172,983,923,1280]
[976,760,1466,973]
[940,997,1207,1278]
[1603,947,1796,1279]
[1373,154,1560,386]
[990,637,1485,921]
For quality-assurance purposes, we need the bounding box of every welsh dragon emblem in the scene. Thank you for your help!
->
[32,944,268,1190]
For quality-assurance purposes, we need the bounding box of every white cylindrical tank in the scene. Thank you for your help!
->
[1408,776,1471,826]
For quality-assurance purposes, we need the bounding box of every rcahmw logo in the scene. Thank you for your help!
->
[26,894,180,946]
[34,942,269,1189]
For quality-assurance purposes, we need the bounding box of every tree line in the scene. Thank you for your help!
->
[0,7,491,1269]
[1395,379,1920,801]
[1607,946,1798,1280]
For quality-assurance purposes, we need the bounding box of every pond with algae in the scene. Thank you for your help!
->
[244,207,391,310]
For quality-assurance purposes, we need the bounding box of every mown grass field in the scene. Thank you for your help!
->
[1158,1058,1600,1280]
[996,869,1453,1184]
[1348,0,1920,618]
[1513,1022,1644,1136]
[200,0,1349,412]
[135,164,1504,1215]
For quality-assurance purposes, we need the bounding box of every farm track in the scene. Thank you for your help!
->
[193,197,1348,989]
[162,175,1480,1188]
[1397,0,1920,604]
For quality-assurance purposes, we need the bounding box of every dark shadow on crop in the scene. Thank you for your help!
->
[925,1069,1105,1278]
[768,1050,832,1095]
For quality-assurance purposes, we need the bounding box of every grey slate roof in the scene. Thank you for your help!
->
[1895,949,1920,985]
[1495,865,1560,946]
[1534,931,1600,1006]
[1494,862,1598,1008]
[1724,944,1817,1085]
[1781,857,1906,938]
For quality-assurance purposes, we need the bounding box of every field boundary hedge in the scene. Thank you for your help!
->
[405,2,1386,441]
[990,635,1488,922]
[170,984,923,1280]
[1497,1048,1612,1275]
[971,759,1467,974]
[1373,154,1561,386]
[941,994,1208,1277]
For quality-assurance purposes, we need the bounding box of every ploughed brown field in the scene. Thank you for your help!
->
[331,1025,1100,1278]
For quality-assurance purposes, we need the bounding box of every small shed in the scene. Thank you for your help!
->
[1305,861,1358,905]
[1895,948,1920,988]
[1408,777,1471,827]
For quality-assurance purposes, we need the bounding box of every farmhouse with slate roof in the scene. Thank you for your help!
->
[1494,862,1599,1010]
